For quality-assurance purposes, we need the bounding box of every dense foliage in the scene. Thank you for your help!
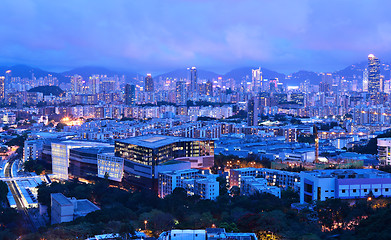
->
[20,178,391,239]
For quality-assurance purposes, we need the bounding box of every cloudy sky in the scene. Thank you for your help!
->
[0,0,390,74]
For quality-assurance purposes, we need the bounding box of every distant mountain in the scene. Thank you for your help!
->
[0,65,67,83]
[223,67,285,84]
[62,66,139,83]
[287,70,321,85]
[28,85,65,96]
[155,68,220,80]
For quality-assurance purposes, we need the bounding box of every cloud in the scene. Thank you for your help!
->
[0,0,390,74]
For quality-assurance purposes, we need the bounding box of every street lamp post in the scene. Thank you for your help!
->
[144,220,148,230]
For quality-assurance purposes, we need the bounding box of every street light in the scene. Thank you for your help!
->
[144,220,148,230]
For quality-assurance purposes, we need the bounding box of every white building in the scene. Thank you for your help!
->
[97,153,124,182]
[158,169,219,200]
[23,140,43,162]
[240,176,281,198]
[378,138,391,166]
[51,141,111,180]
[300,169,391,203]
[229,167,300,190]
[51,193,100,225]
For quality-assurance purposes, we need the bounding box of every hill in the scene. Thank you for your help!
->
[28,85,65,96]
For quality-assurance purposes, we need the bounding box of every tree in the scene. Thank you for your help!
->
[0,181,8,203]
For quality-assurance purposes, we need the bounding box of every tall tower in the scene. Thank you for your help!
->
[125,84,136,105]
[0,76,4,101]
[252,67,262,92]
[144,74,154,92]
[368,54,380,102]
[189,67,197,99]
[5,70,11,96]
[247,96,259,126]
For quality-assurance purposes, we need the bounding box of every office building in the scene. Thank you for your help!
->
[68,147,113,180]
[124,84,136,105]
[300,169,391,203]
[247,96,259,126]
[51,141,112,180]
[97,153,124,182]
[51,193,99,225]
[115,135,214,190]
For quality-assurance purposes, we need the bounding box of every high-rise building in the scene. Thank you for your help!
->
[144,74,154,92]
[5,70,11,96]
[0,76,4,100]
[175,80,187,106]
[124,84,136,105]
[89,75,100,94]
[252,67,262,92]
[71,75,84,94]
[368,54,380,102]
[363,68,368,92]
[247,96,259,126]
[189,67,197,98]
[206,80,213,96]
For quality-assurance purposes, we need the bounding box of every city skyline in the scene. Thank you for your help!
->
[1,0,391,74]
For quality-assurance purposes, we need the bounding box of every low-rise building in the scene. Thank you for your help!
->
[240,176,281,198]
[229,167,300,190]
[300,169,391,203]
[51,193,100,225]
[158,169,219,200]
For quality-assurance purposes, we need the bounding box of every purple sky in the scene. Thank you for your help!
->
[1,0,391,74]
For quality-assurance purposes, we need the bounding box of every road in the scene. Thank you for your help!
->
[4,157,39,232]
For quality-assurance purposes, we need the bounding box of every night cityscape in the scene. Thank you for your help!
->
[0,1,391,239]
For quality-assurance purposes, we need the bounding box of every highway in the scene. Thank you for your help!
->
[4,157,38,232]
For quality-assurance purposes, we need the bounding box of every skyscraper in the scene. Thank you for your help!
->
[252,67,262,92]
[144,74,154,92]
[125,84,136,105]
[175,80,187,106]
[368,54,380,101]
[247,96,259,126]
[189,67,197,98]
[71,74,84,94]
[90,75,100,94]
[363,68,368,92]
[0,76,4,101]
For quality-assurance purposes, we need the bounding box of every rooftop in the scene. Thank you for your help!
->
[51,193,72,206]
[116,134,202,148]
[303,169,391,179]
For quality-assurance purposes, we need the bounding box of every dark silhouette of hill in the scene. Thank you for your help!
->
[28,85,64,96]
